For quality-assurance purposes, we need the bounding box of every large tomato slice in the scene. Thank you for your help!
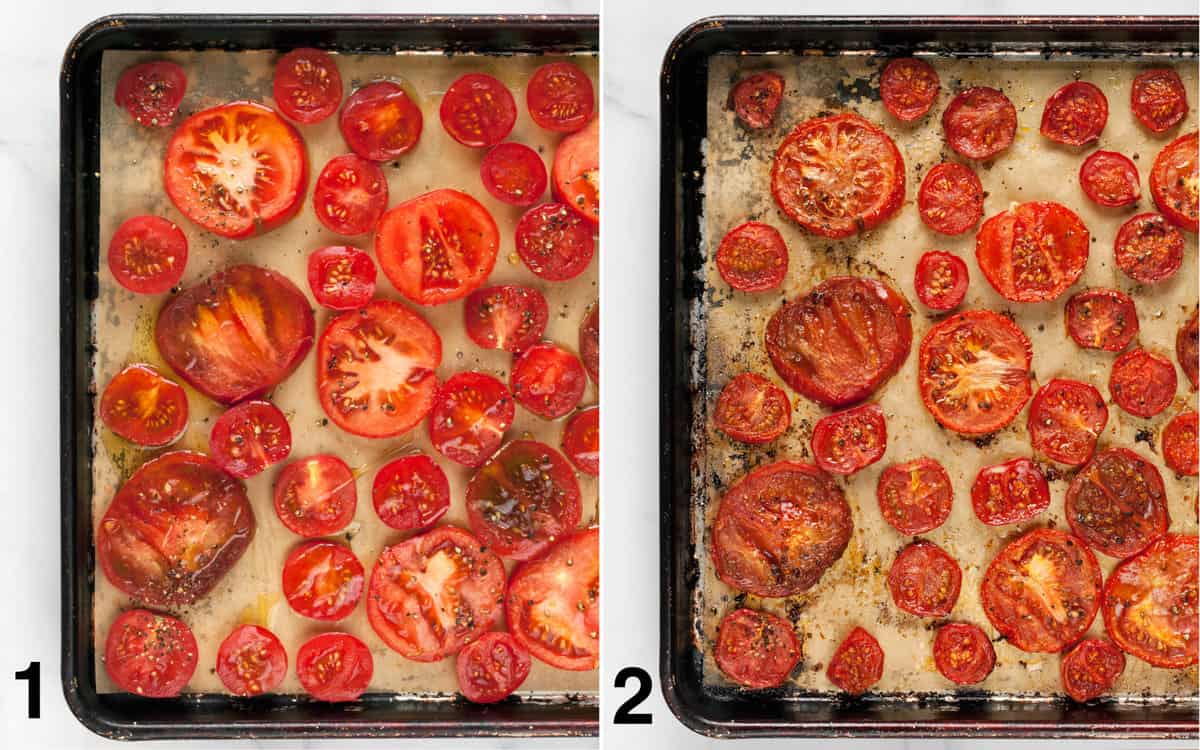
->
[1102,534,1198,669]
[976,201,1089,303]
[713,608,801,689]
[1065,447,1169,559]
[99,364,189,447]
[1150,131,1199,232]
[105,609,197,698]
[552,115,599,226]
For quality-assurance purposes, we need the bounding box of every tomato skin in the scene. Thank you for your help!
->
[480,142,547,206]
[917,162,984,236]
[510,343,587,419]
[1150,131,1199,232]
[714,608,801,689]
[272,454,357,538]
[115,61,186,128]
[876,457,953,535]
[811,403,887,476]
[1060,638,1125,702]
[1102,533,1198,669]
[971,457,1050,526]
[273,48,343,124]
[208,399,292,479]
[107,215,188,294]
[880,58,940,122]
[826,627,884,696]
[215,624,287,697]
[1114,213,1184,284]
[306,245,377,311]
[427,371,515,468]
[729,71,785,130]
[1179,310,1199,390]
[372,454,450,530]
[562,406,599,476]
[579,302,599,384]
[714,221,789,292]
[1064,288,1139,353]
[463,285,549,354]
[527,62,594,133]
[440,73,517,148]
[99,364,189,447]
[1079,150,1140,208]
[1040,81,1108,146]
[296,632,373,702]
[887,541,962,618]
[1109,347,1177,419]
[975,201,1089,303]
[1028,379,1107,466]
[1131,69,1189,134]
[1163,410,1199,476]
[282,540,365,621]
[339,81,424,162]
[914,251,969,311]
[1065,447,1169,559]
[551,115,599,226]
[942,87,1017,160]
[105,609,198,698]
[713,372,792,445]
[515,202,595,282]
[456,631,532,703]
[312,154,388,236]
[933,623,995,686]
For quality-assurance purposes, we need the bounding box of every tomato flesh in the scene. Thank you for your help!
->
[427,371,515,468]
[714,608,801,689]
[1040,81,1108,146]
[942,87,1017,160]
[713,372,791,445]
[107,215,188,294]
[914,251,969,311]
[100,364,189,447]
[115,61,186,128]
[1060,638,1126,702]
[296,632,373,702]
[880,58,940,122]
[272,454,357,538]
[307,245,377,310]
[313,154,388,236]
[440,73,516,148]
[1179,310,1199,389]
[579,302,599,384]
[887,540,961,618]
[456,631,532,703]
[1150,131,1199,232]
[552,115,599,226]
[1028,378,1107,466]
[971,457,1050,526]
[1114,213,1184,284]
[933,622,995,686]
[918,162,984,236]
[1065,288,1139,352]
[562,406,599,476]
[1102,533,1198,669]
[215,624,287,697]
[1065,447,1169,559]
[480,142,547,206]
[729,71,785,130]
[1109,347,1177,419]
[527,62,595,133]
[371,453,450,530]
[273,48,342,124]
[105,609,198,698]
[976,201,1089,303]
[463,285,549,354]
[208,399,292,479]
[1080,150,1140,208]
[510,343,587,419]
[515,202,595,281]
[811,402,887,476]
[715,221,788,292]
[826,627,884,696]
[876,457,953,535]
[1131,69,1189,133]
[1163,410,1199,476]
[282,540,364,621]
[339,81,424,162]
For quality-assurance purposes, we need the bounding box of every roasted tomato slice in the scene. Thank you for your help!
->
[1163,410,1199,476]
[215,624,287,697]
[371,453,450,530]
[879,57,940,122]
[1064,288,1139,352]
[552,115,599,226]
[1131,68,1189,134]
[427,371,515,468]
[107,215,188,294]
[312,154,388,236]
[155,264,315,405]
[296,632,373,702]
[115,61,186,128]
[465,440,582,561]
[100,364,188,447]
[933,622,995,686]
[367,525,506,662]
[1060,638,1126,702]
[711,461,852,598]
[1179,310,1199,389]
[1114,213,1184,284]
[713,372,792,445]
[942,87,1017,160]
[917,162,984,236]
[1028,378,1108,466]
[527,61,595,134]
[208,399,292,479]
[317,300,441,438]
[562,406,599,476]
[1150,131,1199,232]
[510,343,587,419]
[1065,447,1169,559]
[826,627,884,696]
[440,73,517,148]
[480,142,547,206]
[456,631,532,703]
[728,71,785,130]
[463,285,549,354]
[914,251,969,311]
[506,527,600,671]
[579,301,599,384]
[307,245,377,311]
[876,457,953,535]
[339,81,423,162]
[1080,150,1140,208]
[282,540,365,621]
[980,528,1102,653]
[515,202,595,281]
[971,457,1050,526]
[375,188,500,306]
[1040,81,1108,146]
[714,608,801,689]
[97,451,255,606]
[811,402,887,476]
[272,454,357,538]
[917,310,1033,435]
[714,221,789,292]
[273,48,342,124]
[105,609,198,698]
[887,540,962,618]
[771,113,905,239]
[975,201,1089,303]
[765,276,912,408]
[1102,533,1198,668]
[1109,347,1177,419]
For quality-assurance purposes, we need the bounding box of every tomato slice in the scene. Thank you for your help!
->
[208,399,292,479]
[339,81,424,162]
[714,608,801,689]
[115,61,186,128]
[371,453,450,530]
[272,454,357,538]
[105,609,198,698]
[510,343,587,419]
[107,215,188,294]
[1114,213,1184,284]
[1064,288,1139,352]
[887,540,961,618]
[729,71,785,130]
[917,162,984,236]
[1179,310,1199,389]
[579,301,599,384]
[428,371,515,468]
[876,457,953,535]
[1040,81,1108,146]
[917,310,1033,435]
[97,451,255,606]
[99,364,188,447]
[456,631,532,703]
[713,372,791,445]
[527,61,595,133]
[465,440,582,560]
[1065,447,1169,559]
[980,528,1102,653]
[1163,410,1199,476]
[506,527,599,671]
[933,623,995,686]
[1109,347,1177,419]
[765,276,912,408]
[562,406,599,476]
[811,402,887,476]
[942,87,1017,160]
[375,189,500,306]
[463,285,549,354]
[914,251,969,311]
[976,201,1090,302]
[711,460,852,597]
[1150,131,1199,232]
[440,73,516,148]
[1060,638,1126,702]
[1028,378,1108,466]
[480,142,547,206]
[826,627,884,696]
[307,245,377,311]
[296,632,373,702]
[515,202,595,281]
[1079,150,1140,208]
[1102,533,1198,668]
[771,113,905,238]
[273,48,342,124]
[215,624,287,697]
[714,221,789,292]
[1131,68,1189,134]
[317,300,441,438]
[313,154,388,236]
[971,457,1050,526]
[552,115,599,226]
[282,540,365,621]
[367,525,506,662]
[880,58,940,122]
[156,265,314,405]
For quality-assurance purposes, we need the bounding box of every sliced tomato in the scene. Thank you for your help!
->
[811,402,887,476]
[1060,638,1126,702]
[971,457,1050,526]
[312,154,388,236]
[1114,213,1184,284]
[887,540,961,618]
[339,81,423,162]
[296,632,373,702]
[107,215,188,294]
[1102,533,1198,668]
[579,301,599,384]
[1064,288,1139,352]
[562,406,599,476]
[713,372,791,445]
[729,71,785,130]
[1109,347,1177,418]
[1131,69,1189,134]
[942,87,1017,160]
[115,61,186,128]
[463,285,549,354]
[914,251,969,311]
[371,453,450,530]
[917,162,984,236]
[1080,150,1140,208]
[880,58,940,122]
[456,631,532,703]
[272,454,357,538]
[306,245,377,311]
[527,61,595,133]
[714,221,789,292]
[510,343,587,419]
[317,300,441,438]
[1028,378,1107,466]
[826,627,884,696]
[282,540,364,621]
[1065,447,1169,559]
[1150,131,1199,232]
[711,461,852,597]
[976,201,1089,303]
[933,622,995,686]
[105,609,197,698]
[1040,81,1108,146]
[367,525,506,662]
[215,624,287,697]
[208,399,292,479]
[427,371,515,468]
[99,364,188,447]
[440,73,516,148]
[771,113,905,238]
[506,527,599,671]
[97,451,255,606]
[876,457,953,535]
[713,608,801,689]
[480,142,547,206]
[1179,310,1199,389]
[273,48,342,124]
[1163,410,1199,476]
[552,115,599,226]
[515,202,595,281]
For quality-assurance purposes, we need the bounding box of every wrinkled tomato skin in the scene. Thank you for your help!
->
[312,154,388,236]
[1060,638,1126,702]
[273,48,343,125]
[1065,447,1169,559]
[713,373,792,445]
[714,608,801,689]
[1079,150,1140,208]
[306,246,377,311]
[810,403,887,476]
[886,540,962,618]
[463,285,549,354]
[115,61,186,128]
[480,142,548,207]
[439,73,517,148]
[105,609,198,698]
[456,631,532,703]
[1179,310,1199,389]
[282,540,365,621]
[552,115,599,226]
[215,624,288,697]
[1028,378,1108,466]
[1102,534,1198,669]
[371,453,450,530]
[1131,69,1189,133]
[510,343,587,420]
[272,454,357,538]
[527,62,594,134]
[514,202,595,282]
[975,201,1090,303]
[917,162,984,236]
[427,371,515,468]
[579,302,599,383]
[1065,288,1139,352]
[562,406,599,477]
[107,215,188,294]
[876,457,953,535]
[209,399,292,479]
[1114,213,1185,284]
[971,457,1051,526]
[715,221,789,292]
[1150,131,1199,232]
[879,58,940,122]
[914,251,969,311]
[1040,81,1108,146]
[942,87,1017,160]
[1109,347,1178,419]
[1163,411,1199,476]
[826,627,884,696]
[296,632,373,702]
[933,623,995,686]
[339,81,424,162]
[99,364,189,447]
[729,71,785,130]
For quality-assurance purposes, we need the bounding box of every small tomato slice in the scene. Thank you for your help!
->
[1061,638,1126,702]
[1065,447,1169,559]
[879,57,940,122]
[273,48,342,124]
[510,343,587,419]
[427,371,515,468]
[1150,131,1199,232]
[296,632,373,702]
[1080,150,1140,208]
[1163,410,1199,476]
[1028,378,1107,466]
[714,608,801,689]
[562,406,599,476]
[100,364,188,447]
[1114,213,1184,284]
[933,622,995,686]
[306,245,377,311]
[1064,288,1139,352]
[917,162,984,236]
[1109,347,1177,418]
[463,285,549,354]
[811,402,887,476]
[339,81,423,162]
[729,71,785,130]
[480,142,547,206]
[914,251,969,311]
[1179,310,1199,389]
[1102,533,1198,668]
[282,540,364,621]
[515,202,595,281]
[105,609,197,698]
[876,457,953,535]
[1131,69,1189,133]
[107,215,188,294]
[579,301,599,384]
[942,87,1017,160]
[886,540,962,618]
[456,631,532,703]
[552,115,599,226]
[714,221,788,292]
[970,457,1050,526]
[371,453,450,530]
[115,61,186,128]
[272,454,357,538]
[713,372,791,445]
[527,61,594,133]
[826,627,884,696]
[208,399,292,479]
[1040,81,1108,146]
[975,201,1089,303]
[215,624,287,697]
[312,154,388,236]
[440,73,516,148]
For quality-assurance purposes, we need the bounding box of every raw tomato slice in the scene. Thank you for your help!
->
[971,457,1050,526]
[427,372,515,468]
[1080,150,1140,208]
[826,627,884,696]
[1028,378,1108,466]
[1179,310,1199,389]
[887,540,962,618]
[729,71,785,130]
[515,202,595,281]
[1065,288,1139,352]
[876,457,953,535]
[296,632,373,702]
[215,624,287,697]
[1060,638,1125,702]
[714,608,801,689]
[107,215,188,294]
[1065,447,1169,559]
[1132,69,1189,133]
[579,301,599,383]
[1040,81,1108,146]
[105,609,198,698]
[918,162,984,236]
[562,406,599,476]
[715,221,789,292]
[552,115,599,226]
[371,453,450,530]
[1109,347,1177,418]
[282,540,365,621]
[312,154,388,236]
[480,142,547,206]
[942,87,1017,160]
[1163,410,1199,476]
[1114,213,1184,284]
[208,399,292,479]
[456,631,532,703]
[307,245,377,310]
[1150,131,1199,232]
[975,201,1089,303]
[510,343,587,419]
[880,57,940,122]
[115,61,186,128]
[440,73,516,148]
[339,81,423,162]
[914,251,969,311]
[100,364,188,447]
[713,372,792,445]
[1102,533,1198,668]
[811,403,887,476]
[463,285,549,354]
[527,61,595,133]
[273,48,343,124]
[272,454,357,538]
[933,623,995,686]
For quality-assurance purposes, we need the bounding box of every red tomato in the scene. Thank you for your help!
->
[1131,68,1189,133]
[971,457,1050,526]
[107,215,188,294]
[339,81,423,162]
[1079,150,1140,208]
[942,87,1017,160]
[1065,447,1169,559]
[306,245,377,311]
[105,609,197,698]
[1150,131,1199,232]
[428,371,515,468]
[811,403,887,476]
[371,453,450,530]
[933,623,995,686]
[876,457,953,535]
[980,528,1102,653]
[282,540,364,621]
[713,608,801,689]
[317,300,441,438]
[711,461,852,597]
[272,454,357,538]
[440,73,516,148]
[1040,82,1108,146]
[97,452,255,606]
[914,251,969,311]
[313,154,388,236]
[208,399,292,479]
[99,364,188,447]
[1114,213,1184,284]
[771,113,905,238]
[510,343,587,419]
[1060,638,1126,702]
[880,58,940,122]
[917,162,984,236]
[215,625,287,697]
[466,440,582,560]
[1163,410,1199,476]
[579,301,599,384]
[712,372,792,445]
[515,202,595,281]
[456,631,532,703]
[714,221,789,292]
[296,632,373,702]
[273,48,342,124]
[527,61,595,133]
[917,310,1033,435]
[480,142,547,206]
[1028,379,1108,466]
[886,540,962,618]
[375,189,499,306]
[156,265,314,405]
[975,201,1090,303]
[552,115,599,226]
[1102,533,1198,668]
[562,406,599,476]
[826,627,884,696]
[729,71,785,130]
[463,285,549,354]
[115,61,186,128]
[765,276,912,408]
[1179,310,1199,389]
[506,527,599,671]
[367,525,505,662]
[1064,288,1139,352]
[1109,347,1177,419]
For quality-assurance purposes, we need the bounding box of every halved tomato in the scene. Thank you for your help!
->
[456,631,532,703]
[713,608,801,689]
[975,201,1089,303]
[713,372,791,445]
[282,540,364,621]
[427,371,515,468]
[1065,447,1169,559]
[463,285,549,354]
[105,609,197,698]
[942,87,1017,160]
[306,245,377,311]
[562,406,599,476]
[879,58,940,122]
[1150,131,1199,232]
[480,142,547,206]
[917,162,984,236]
[371,453,450,530]
[510,343,587,419]
[579,301,599,383]
[887,540,961,618]
[876,457,953,535]
[515,202,595,281]
[215,624,287,697]
[714,221,788,292]
[208,399,292,479]
[296,632,373,702]
[312,154,388,236]
[914,251,969,311]
[339,81,423,162]
[1109,347,1177,419]
[1102,533,1198,668]
[1064,288,1139,352]
[811,402,887,476]
[273,48,342,125]
[99,364,188,447]
[1040,81,1108,146]
[272,454,357,538]
[1131,69,1189,134]
[933,622,995,686]
[115,61,186,128]
[728,71,785,130]
[971,457,1050,526]
[1179,310,1199,389]
[826,627,884,696]
[107,215,188,294]
[552,115,599,227]
[1028,378,1108,466]
[527,61,595,133]
[1114,213,1184,284]
[1060,638,1125,702]
[1080,150,1140,208]
[440,73,517,148]
[1163,410,1199,476]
